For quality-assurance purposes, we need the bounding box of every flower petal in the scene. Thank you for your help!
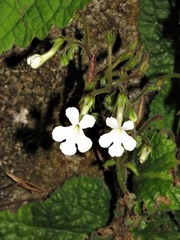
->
[52,126,74,142]
[60,141,77,155]
[108,142,124,157]
[106,117,119,129]
[76,129,92,153]
[122,120,134,130]
[79,114,96,129]
[99,130,117,148]
[66,107,79,125]
[121,130,136,151]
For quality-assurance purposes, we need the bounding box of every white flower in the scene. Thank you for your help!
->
[99,117,136,157]
[52,107,96,155]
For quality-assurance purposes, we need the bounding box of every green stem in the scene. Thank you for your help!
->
[112,73,141,86]
[115,156,128,194]
[107,41,113,86]
[159,73,180,79]
[155,73,180,87]
[72,40,92,59]
[89,77,128,98]
[131,84,160,104]
[102,50,135,79]
[139,114,163,133]
[105,32,115,86]
[89,86,111,97]
[60,37,92,59]
[112,50,135,70]
[139,134,152,145]
[78,12,89,46]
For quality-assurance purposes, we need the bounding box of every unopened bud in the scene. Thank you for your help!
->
[119,69,127,78]
[139,52,149,74]
[116,94,127,126]
[129,38,139,51]
[138,144,151,164]
[105,31,115,46]
[103,90,116,111]
[129,107,137,122]
[80,96,95,116]
[27,38,64,69]
[67,44,79,60]
[60,54,69,66]
[27,54,44,69]
[125,46,144,71]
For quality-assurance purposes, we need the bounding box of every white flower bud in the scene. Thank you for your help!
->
[80,96,95,116]
[116,94,127,126]
[138,144,151,164]
[27,38,65,69]
[27,54,44,69]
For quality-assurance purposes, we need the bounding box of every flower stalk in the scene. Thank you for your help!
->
[139,114,164,133]
[77,11,89,47]
[106,32,114,87]
[115,155,128,194]
[131,84,160,104]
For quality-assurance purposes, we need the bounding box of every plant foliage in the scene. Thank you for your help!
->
[133,133,180,212]
[0,176,111,240]
[0,0,92,54]
[138,0,179,130]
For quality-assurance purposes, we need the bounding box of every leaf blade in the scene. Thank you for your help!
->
[0,176,111,239]
[0,0,92,53]
[133,133,180,212]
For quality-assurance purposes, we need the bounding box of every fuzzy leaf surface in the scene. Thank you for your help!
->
[149,84,176,130]
[0,175,111,240]
[138,0,179,131]
[138,0,175,76]
[132,212,180,240]
[133,133,180,212]
[0,0,92,53]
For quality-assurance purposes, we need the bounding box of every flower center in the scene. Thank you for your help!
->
[72,124,80,139]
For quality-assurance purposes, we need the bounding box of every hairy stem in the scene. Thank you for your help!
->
[78,12,89,47]
[131,84,160,104]
[115,155,128,194]
[139,114,164,133]
[61,37,92,59]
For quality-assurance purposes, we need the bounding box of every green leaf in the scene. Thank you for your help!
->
[149,83,175,130]
[0,175,111,240]
[138,0,179,130]
[133,133,180,212]
[132,212,180,240]
[138,0,175,76]
[0,0,92,54]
